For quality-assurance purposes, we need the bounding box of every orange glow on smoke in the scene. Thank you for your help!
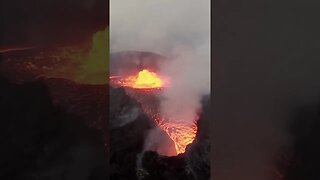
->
[110,69,197,154]
[152,115,198,154]
[119,69,165,89]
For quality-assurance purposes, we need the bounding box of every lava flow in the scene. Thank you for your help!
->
[111,69,166,89]
[152,115,198,154]
[110,69,197,154]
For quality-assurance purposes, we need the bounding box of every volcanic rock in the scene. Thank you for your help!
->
[138,96,211,180]
[110,51,167,77]
[0,77,108,180]
[109,86,154,180]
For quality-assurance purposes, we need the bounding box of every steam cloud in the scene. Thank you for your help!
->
[111,0,210,145]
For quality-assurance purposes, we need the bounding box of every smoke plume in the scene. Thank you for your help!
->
[111,0,210,152]
[160,45,210,123]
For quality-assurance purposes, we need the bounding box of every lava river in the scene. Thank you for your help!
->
[110,69,198,154]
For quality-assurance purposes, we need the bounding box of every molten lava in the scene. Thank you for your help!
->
[110,69,197,155]
[152,115,198,154]
[114,69,166,89]
[131,69,163,89]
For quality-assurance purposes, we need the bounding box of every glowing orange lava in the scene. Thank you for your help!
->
[120,69,165,89]
[110,69,197,154]
[152,115,198,154]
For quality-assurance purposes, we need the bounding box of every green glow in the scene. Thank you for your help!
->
[76,28,109,84]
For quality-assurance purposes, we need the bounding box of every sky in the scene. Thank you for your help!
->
[110,0,210,54]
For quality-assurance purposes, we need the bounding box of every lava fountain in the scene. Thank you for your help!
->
[110,69,198,154]
[111,69,167,89]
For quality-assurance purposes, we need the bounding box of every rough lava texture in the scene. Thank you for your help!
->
[1,48,109,180]
[0,77,108,180]
[109,86,155,180]
[110,86,211,180]
[110,51,167,77]
[139,96,211,180]
[185,96,211,180]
